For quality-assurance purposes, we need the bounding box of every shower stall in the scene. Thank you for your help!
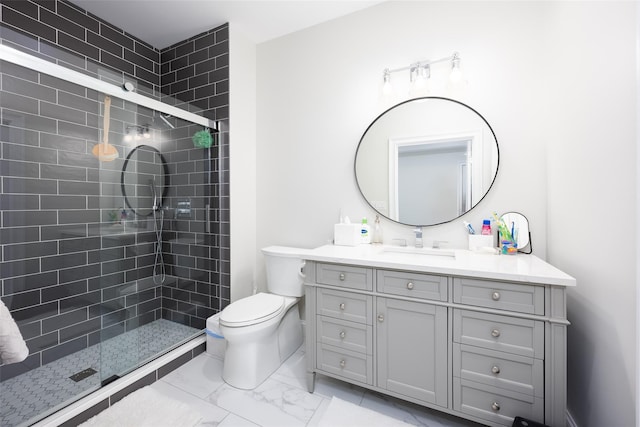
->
[0,42,222,426]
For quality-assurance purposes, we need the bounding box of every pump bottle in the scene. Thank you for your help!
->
[361,217,371,244]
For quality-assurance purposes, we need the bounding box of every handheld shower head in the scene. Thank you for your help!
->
[148,179,159,211]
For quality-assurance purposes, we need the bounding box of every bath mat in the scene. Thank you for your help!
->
[318,396,412,427]
[79,386,202,427]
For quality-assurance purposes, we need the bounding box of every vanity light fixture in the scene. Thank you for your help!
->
[382,51,462,96]
[450,52,462,82]
[382,68,393,95]
[123,125,151,142]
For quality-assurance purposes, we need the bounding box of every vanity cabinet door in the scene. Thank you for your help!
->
[376,297,448,407]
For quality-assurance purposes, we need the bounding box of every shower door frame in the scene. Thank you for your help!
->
[0,42,219,425]
[0,44,217,131]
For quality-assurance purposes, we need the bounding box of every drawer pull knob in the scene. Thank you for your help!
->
[491,402,500,412]
[339,273,346,281]
[340,359,346,368]
[492,291,501,301]
[377,314,384,322]
[491,365,501,374]
[339,303,346,310]
[340,331,346,339]
[491,329,501,338]
[407,282,414,290]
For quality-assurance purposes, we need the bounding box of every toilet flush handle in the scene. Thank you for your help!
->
[298,260,306,280]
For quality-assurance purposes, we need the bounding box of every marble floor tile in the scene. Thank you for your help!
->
[207,377,324,427]
[360,390,478,427]
[305,397,332,427]
[218,413,261,427]
[312,374,366,404]
[160,353,226,399]
[150,380,230,426]
[269,348,307,391]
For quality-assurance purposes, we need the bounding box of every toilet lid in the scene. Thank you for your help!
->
[219,293,285,327]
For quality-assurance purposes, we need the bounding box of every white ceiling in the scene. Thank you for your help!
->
[71,0,383,49]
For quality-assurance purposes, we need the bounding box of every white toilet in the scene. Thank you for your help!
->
[219,246,305,389]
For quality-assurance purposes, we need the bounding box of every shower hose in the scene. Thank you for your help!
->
[152,207,166,285]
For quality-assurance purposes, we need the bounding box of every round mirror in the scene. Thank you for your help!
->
[120,145,169,217]
[355,97,499,226]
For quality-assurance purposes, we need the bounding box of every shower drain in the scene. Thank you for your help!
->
[69,368,97,382]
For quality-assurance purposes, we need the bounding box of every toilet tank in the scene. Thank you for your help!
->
[262,246,306,297]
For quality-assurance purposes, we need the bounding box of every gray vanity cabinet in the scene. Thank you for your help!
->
[306,263,450,405]
[305,259,568,427]
[376,297,448,407]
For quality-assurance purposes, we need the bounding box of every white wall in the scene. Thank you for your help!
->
[229,24,257,302]
[544,3,637,426]
[256,1,548,257]
[246,1,637,425]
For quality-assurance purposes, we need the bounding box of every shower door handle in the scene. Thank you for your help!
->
[205,203,210,233]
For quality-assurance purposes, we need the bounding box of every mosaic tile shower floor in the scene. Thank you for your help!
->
[0,319,199,427]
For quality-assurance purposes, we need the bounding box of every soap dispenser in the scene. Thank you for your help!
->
[372,215,383,244]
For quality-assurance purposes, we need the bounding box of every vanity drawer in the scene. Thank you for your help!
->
[453,309,544,358]
[453,344,543,397]
[317,344,373,385]
[316,263,373,291]
[453,378,544,427]
[453,278,544,315]
[317,288,372,324]
[317,316,372,355]
[377,270,448,301]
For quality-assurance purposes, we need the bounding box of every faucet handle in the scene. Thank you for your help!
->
[413,227,423,238]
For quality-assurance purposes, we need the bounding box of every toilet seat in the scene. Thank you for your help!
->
[219,293,285,327]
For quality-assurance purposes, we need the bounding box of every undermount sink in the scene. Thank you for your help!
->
[381,245,456,258]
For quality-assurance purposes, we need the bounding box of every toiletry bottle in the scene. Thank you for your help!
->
[481,219,491,235]
[372,215,383,244]
[361,217,371,244]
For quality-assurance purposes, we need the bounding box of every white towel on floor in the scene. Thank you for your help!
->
[0,299,29,365]
[80,386,202,427]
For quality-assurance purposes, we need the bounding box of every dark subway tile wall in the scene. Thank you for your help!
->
[160,25,230,322]
[0,0,229,385]
[1,1,160,97]
[0,0,230,388]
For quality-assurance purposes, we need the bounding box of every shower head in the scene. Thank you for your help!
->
[158,114,175,129]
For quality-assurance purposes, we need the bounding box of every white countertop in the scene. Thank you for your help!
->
[299,244,576,287]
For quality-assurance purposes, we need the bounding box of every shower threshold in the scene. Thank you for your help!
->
[0,319,199,427]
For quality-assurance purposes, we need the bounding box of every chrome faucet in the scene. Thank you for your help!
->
[413,227,423,248]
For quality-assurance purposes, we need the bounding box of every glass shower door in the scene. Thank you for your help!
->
[96,91,201,384]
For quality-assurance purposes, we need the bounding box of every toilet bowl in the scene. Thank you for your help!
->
[219,246,305,389]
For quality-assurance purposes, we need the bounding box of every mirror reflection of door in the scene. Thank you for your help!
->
[390,133,479,225]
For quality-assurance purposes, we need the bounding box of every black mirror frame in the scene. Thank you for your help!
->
[354,96,500,227]
[120,145,170,217]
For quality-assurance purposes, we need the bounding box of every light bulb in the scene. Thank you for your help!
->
[382,69,393,96]
[415,65,429,89]
[123,133,133,142]
[409,64,431,97]
[450,53,462,83]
